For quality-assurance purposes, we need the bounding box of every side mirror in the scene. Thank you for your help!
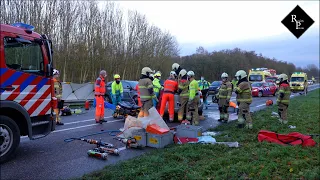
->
[46,64,53,77]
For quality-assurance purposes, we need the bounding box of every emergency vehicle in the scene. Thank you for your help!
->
[290,72,308,93]
[248,68,272,83]
[0,23,56,163]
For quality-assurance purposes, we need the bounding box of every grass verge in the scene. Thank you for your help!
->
[82,89,320,180]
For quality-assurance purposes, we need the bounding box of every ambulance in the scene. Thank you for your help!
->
[0,23,56,163]
[248,68,272,83]
[290,72,308,93]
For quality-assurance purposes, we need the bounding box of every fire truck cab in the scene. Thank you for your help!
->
[0,23,56,163]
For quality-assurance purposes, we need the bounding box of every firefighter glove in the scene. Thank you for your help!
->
[226,99,229,104]
[280,92,284,98]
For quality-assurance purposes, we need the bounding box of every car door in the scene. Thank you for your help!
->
[268,83,276,94]
[262,83,270,95]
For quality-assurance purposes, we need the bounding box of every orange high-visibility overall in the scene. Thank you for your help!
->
[135,84,142,106]
[95,76,106,122]
[160,77,178,121]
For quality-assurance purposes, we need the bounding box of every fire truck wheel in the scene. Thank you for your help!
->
[0,115,20,163]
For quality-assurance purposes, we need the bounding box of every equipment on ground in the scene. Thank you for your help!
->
[113,101,141,120]
[115,137,143,149]
[266,99,273,106]
[93,147,120,156]
[80,138,114,148]
[87,150,108,160]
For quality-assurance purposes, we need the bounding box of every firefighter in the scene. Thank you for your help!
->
[277,74,291,124]
[160,71,178,122]
[53,69,64,125]
[138,67,157,117]
[177,69,189,122]
[198,76,210,109]
[217,72,232,123]
[234,70,253,129]
[153,72,162,107]
[186,71,200,125]
[111,74,123,106]
[172,63,182,79]
[95,70,108,124]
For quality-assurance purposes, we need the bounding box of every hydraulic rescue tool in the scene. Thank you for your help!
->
[115,137,143,149]
[94,147,120,156]
[87,150,108,160]
[80,138,114,148]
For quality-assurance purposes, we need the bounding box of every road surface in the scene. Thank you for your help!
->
[1,84,318,180]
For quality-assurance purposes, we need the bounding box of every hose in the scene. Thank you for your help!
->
[64,130,122,143]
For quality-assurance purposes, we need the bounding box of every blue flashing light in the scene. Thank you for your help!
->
[11,23,34,31]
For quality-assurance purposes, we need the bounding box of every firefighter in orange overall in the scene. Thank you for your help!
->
[160,71,178,122]
[53,69,64,125]
[95,70,108,124]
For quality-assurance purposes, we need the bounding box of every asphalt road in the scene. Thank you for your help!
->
[1,84,319,180]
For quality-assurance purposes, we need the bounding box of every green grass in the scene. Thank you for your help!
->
[82,89,320,180]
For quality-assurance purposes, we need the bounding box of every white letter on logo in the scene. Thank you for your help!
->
[291,15,297,22]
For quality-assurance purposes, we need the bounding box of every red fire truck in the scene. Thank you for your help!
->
[0,23,56,163]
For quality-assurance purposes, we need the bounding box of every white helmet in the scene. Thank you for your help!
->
[141,67,155,76]
[235,70,247,80]
[53,69,59,75]
[278,74,288,82]
[187,71,195,77]
[221,72,228,78]
[172,63,180,71]
[170,71,177,77]
[179,69,187,77]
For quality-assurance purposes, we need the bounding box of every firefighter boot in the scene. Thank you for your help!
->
[223,113,229,123]
[245,123,253,129]
[237,117,245,128]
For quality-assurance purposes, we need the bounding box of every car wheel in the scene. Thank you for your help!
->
[0,115,20,163]
[258,91,263,97]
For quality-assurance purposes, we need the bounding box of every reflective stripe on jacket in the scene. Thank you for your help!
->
[198,80,210,90]
[163,78,178,94]
[153,78,162,93]
[53,78,62,98]
[277,83,291,105]
[138,78,155,101]
[95,76,106,96]
[189,79,199,100]
[111,81,123,95]
[179,79,189,97]
[235,81,252,103]
[218,81,232,99]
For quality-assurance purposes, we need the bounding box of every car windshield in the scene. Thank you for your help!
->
[291,77,304,82]
[266,77,277,82]
[211,81,221,86]
[252,83,263,87]
[249,75,263,81]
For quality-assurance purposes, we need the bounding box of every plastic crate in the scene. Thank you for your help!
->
[176,125,203,138]
[146,131,174,148]
[131,128,147,147]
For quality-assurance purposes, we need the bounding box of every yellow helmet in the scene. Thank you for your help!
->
[154,72,161,77]
[114,74,120,79]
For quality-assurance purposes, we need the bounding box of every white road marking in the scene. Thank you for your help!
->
[63,116,113,125]
[53,119,123,133]
[20,117,121,139]
[255,104,265,108]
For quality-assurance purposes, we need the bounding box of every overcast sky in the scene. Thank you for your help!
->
[108,1,319,67]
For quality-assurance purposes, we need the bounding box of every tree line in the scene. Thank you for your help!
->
[1,0,318,83]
